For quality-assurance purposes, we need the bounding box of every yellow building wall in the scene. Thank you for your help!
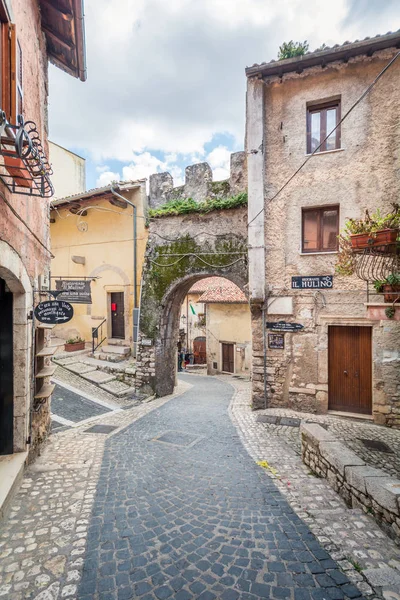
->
[50,185,148,347]
[205,303,252,375]
[179,292,206,351]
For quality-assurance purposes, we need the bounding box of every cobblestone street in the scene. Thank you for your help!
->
[0,375,399,600]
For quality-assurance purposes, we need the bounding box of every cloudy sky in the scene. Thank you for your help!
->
[48,0,400,190]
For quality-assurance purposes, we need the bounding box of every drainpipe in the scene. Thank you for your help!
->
[110,184,138,354]
[262,301,268,409]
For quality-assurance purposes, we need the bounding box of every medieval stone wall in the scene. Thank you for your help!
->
[136,155,249,396]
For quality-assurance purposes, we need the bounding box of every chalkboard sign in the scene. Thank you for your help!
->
[34,300,74,324]
[266,321,304,332]
[268,334,285,349]
[292,275,333,289]
[55,279,92,304]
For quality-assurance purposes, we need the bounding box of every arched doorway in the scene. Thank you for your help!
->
[138,271,248,397]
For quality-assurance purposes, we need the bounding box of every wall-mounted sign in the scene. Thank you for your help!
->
[268,333,285,349]
[141,338,153,347]
[266,321,304,332]
[34,300,74,324]
[292,275,333,290]
[55,279,92,304]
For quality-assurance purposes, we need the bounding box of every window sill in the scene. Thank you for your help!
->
[299,251,338,256]
[305,148,345,157]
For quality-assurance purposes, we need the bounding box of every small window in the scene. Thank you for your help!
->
[302,206,339,253]
[307,100,341,154]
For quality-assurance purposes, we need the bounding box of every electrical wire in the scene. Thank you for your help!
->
[151,230,242,242]
[149,254,247,268]
[0,190,54,258]
[247,50,400,229]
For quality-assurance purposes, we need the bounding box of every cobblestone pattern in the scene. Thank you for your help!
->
[51,384,112,423]
[247,408,400,479]
[53,366,132,408]
[0,382,191,600]
[78,374,362,600]
[301,425,400,545]
[228,377,400,598]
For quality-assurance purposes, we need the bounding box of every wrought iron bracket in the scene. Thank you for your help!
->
[0,111,54,197]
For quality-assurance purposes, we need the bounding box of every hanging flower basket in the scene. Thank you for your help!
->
[350,228,399,250]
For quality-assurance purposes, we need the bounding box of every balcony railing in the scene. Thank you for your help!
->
[0,111,54,197]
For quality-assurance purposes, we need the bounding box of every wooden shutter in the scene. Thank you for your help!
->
[1,22,16,123]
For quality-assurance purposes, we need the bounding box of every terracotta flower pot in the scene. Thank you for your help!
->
[64,341,85,352]
[350,228,398,250]
[382,284,400,303]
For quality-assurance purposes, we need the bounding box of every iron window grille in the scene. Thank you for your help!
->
[0,110,54,197]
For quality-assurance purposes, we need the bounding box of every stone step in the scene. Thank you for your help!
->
[66,363,98,375]
[81,370,116,385]
[101,345,130,356]
[99,379,137,397]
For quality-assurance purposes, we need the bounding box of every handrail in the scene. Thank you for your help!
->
[92,318,107,353]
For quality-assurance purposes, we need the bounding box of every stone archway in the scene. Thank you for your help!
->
[0,240,33,453]
[136,208,248,396]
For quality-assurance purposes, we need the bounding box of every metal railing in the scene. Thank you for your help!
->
[92,318,107,353]
[0,111,54,197]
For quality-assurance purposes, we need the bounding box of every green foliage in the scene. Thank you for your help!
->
[342,204,400,237]
[348,558,363,573]
[65,336,84,344]
[148,192,248,219]
[385,306,395,319]
[278,40,309,60]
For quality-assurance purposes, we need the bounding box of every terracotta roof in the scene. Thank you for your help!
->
[246,30,400,79]
[195,278,247,304]
[189,277,227,293]
[51,180,145,207]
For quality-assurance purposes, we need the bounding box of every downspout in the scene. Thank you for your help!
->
[110,184,138,354]
[262,301,267,409]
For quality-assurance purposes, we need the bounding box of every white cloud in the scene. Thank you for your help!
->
[96,170,120,187]
[96,165,110,173]
[49,0,400,177]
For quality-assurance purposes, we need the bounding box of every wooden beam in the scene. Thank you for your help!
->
[42,25,74,51]
[39,0,73,21]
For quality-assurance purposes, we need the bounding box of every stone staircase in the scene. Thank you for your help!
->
[91,343,131,363]
[53,352,137,398]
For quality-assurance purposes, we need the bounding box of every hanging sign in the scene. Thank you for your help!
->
[55,279,92,304]
[292,275,333,290]
[268,333,285,349]
[34,300,74,324]
[266,321,304,332]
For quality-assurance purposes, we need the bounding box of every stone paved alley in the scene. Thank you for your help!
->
[0,375,399,600]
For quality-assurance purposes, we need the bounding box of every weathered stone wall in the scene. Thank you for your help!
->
[248,48,400,425]
[137,156,249,396]
[0,1,52,456]
[301,423,400,545]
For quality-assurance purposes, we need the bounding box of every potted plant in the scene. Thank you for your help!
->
[344,204,400,250]
[373,274,400,303]
[64,336,86,352]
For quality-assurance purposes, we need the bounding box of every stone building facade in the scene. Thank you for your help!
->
[246,33,400,426]
[136,154,248,396]
[0,0,86,465]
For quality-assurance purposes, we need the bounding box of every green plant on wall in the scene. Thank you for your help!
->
[148,193,248,219]
[278,40,309,60]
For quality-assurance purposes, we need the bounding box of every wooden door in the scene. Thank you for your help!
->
[0,278,13,455]
[222,343,234,373]
[111,292,125,339]
[193,336,206,364]
[328,326,372,414]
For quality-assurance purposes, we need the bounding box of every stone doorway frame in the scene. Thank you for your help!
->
[0,241,33,453]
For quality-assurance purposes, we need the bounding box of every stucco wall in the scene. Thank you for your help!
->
[49,142,86,199]
[248,48,400,426]
[205,303,252,375]
[50,185,148,345]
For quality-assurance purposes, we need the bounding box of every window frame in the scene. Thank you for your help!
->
[301,205,340,253]
[306,100,341,154]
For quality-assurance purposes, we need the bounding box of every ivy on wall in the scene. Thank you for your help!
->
[148,192,248,218]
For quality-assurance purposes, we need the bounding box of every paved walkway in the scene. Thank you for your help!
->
[0,375,396,600]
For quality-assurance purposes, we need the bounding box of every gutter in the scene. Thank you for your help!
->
[72,0,87,82]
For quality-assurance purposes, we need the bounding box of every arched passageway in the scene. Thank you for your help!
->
[135,207,249,397]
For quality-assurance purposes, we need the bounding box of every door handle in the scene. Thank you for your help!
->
[355,372,359,377]
[344,370,348,375]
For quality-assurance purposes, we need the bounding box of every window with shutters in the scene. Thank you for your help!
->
[0,1,19,124]
[302,205,339,253]
[306,100,341,154]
